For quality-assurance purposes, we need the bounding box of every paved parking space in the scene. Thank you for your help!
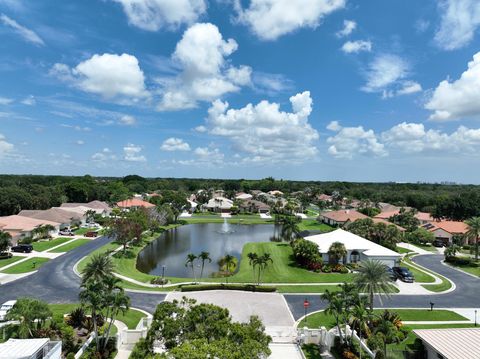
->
[166,290,295,327]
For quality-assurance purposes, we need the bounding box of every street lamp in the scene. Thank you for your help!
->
[162,265,166,288]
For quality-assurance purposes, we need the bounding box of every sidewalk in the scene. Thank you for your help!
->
[397,242,437,255]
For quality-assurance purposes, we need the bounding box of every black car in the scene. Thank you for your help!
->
[11,244,33,253]
[392,266,415,283]
[0,252,13,259]
[432,240,446,247]
[386,267,397,281]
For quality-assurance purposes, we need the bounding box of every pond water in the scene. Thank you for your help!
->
[136,223,280,278]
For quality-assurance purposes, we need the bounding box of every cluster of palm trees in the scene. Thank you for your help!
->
[185,251,214,283]
[465,217,480,261]
[276,214,301,241]
[247,252,273,285]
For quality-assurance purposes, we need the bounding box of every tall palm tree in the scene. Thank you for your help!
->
[198,251,212,280]
[280,215,300,241]
[0,230,12,253]
[328,242,347,264]
[374,317,399,358]
[185,253,197,283]
[223,254,236,283]
[349,299,371,359]
[6,298,52,338]
[247,252,259,283]
[81,254,114,284]
[466,217,480,261]
[256,253,273,285]
[321,290,345,343]
[354,260,391,311]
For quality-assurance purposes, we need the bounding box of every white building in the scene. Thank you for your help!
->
[413,328,480,359]
[0,338,61,359]
[304,228,401,267]
[204,197,234,213]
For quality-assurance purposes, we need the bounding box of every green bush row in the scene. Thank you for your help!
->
[180,284,277,292]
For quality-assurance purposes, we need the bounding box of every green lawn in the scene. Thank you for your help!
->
[74,227,97,235]
[49,239,91,253]
[276,284,399,294]
[422,273,453,292]
[446,261,480,277]
[32,237,72,252]
[297,220,334,232]
[0,256,23,268]
[299,309,467,329]
[49,304,146,329]
[184,216,275,225]
[412,243,438,253]
[0,257,49,274]
[401,256,436,283]
[396,247,413,254]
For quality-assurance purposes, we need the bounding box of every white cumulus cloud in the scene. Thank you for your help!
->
[0,134,14,157]
[362,54,409,93]
[336,20,356,37]
[235,0,346,41]
[158,23,251,111]
[434,0,480,50]
[341,40,372,54]
[426,51,480,121]
[112,0,206,31]
[205,91,319,163]
[123,143,146,162]
[119,115,137,126]
[160,137,191,151]
[0,14,44,46]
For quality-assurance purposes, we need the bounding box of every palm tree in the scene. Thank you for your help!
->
[256,253,273,285]
[280,215,300,241]
[349,299,371,359]
[321,290,345,343]
[374,317,399,358]
[85,209,97,223]
[247,252,259,283]
[223,254,236,283]
[354,260,391,311]
[81,254,115,284]
[79,279,106,352]
[185,253,197,283]
[6,298,52,338]
[328,242,347,264]
[198,251,212,280]
[466,217,480,261]
[0,230,12,253]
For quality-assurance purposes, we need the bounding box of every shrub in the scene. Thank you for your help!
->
[66,307,86,329]
[66,353,75,359]
[322,264,332,273]
[180,284,276,292]
[291,238,323,269]
[150,277,169,285]
[367,333,383,351]
[446,256,479,267]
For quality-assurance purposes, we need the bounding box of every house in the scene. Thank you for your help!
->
[0,216,60,244]
[318,210,368,227]
[268,190,283,196]
[235,192,253,201]
[116,198,155,210]
[238,200,271,214]
[61,200,111,216]
[17,208,85,229]
[415,212,434,224]
[413,328,480,359]
[0,338,61,359]
[305,228,401,267]
[371,218,406,232]
[212,190,225,198]
[204,197,233,213]
[187,199,198,212]
[317,194,333,202]
[422,220,469,245]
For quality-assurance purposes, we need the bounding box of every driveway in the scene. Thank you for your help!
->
[285,254,480,320]
[0,236,166,313]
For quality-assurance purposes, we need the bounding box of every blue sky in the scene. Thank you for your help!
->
[1,0,480,183]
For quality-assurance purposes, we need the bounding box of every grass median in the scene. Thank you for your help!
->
[0,256,23,268]
[32,237,72,252]
[0,257,49,274]
[50,239,91,253]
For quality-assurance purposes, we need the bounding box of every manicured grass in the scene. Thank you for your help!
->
[184,216,275,225]
[77,241,123,273]
[299,309,467,329]
[74,227,97,235]
[277,284,399,294]
[412,243,438,253]
[297,220,334,232]
[401,256,436,283]
[227,242,354,284]
[446,261,480,277]
[32,237,72,252]
[49,304,146,329]
[0,256,23,268]
[50,239,91,253]
[1,257,49,274]
[119,280,177,292]
[422,273,452,292]
[396,247,413,254]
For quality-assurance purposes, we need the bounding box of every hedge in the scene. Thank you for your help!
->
[180,284,277,292]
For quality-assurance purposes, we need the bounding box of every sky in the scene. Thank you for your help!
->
[1,0,480,183]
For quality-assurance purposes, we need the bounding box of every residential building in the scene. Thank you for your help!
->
[371,218,406,232]
[204,197,234,213]
[235,192,253,200]
[0,216,60,244]
[18,208,84,229]
[305,228,401,267]
[0,338,61,359]
[422,220,469,245]
[318,210,368,227]
[413,328,480,359]
[116,198,155,210]
[238,199,271,214]
[61,200,111,216]
[268,190,284,196]
[374,210,433,224]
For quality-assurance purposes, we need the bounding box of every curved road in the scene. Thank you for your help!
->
[0,237,166,313]
[0,241,478,317]
[285,254,480,320]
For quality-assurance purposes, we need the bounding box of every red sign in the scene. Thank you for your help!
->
[303,299,310,308]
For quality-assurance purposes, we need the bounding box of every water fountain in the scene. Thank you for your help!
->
[220,217,233,234]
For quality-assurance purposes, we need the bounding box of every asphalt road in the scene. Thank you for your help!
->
[0,236,166,313]
[285,254,480,320]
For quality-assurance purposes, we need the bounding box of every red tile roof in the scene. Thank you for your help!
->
[116,198,155,208]
[428,221,469,234]
[320,210,368,223]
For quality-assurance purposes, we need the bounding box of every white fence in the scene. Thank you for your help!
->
[116,316,152,348]
[74,332,95,359]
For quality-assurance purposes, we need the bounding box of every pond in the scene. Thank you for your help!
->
[136,222,280,278]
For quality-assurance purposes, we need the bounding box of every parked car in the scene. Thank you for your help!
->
[11,244,33,253]
[432,240,446,248]
[386,267,397,281]
[59,230,75,236]
[0,300,16,321]
[392,266,415,283]
[0,252,13,259]
[84,231,98,238]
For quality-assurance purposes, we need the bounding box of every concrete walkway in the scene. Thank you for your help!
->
[397,242,437,255]
[114,320,131,359]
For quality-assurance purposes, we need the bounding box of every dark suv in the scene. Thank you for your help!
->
[432,240,446,247]
[386,267,397,281]
[11,244,33,253]
[392,266,415,283]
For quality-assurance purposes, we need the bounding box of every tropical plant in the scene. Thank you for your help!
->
[321,290,346,343]
[81,254,115,284]
[328,242,347,265]
[279,215,301,241]
[466,217,480,261]
[0,230,12,253]
[185,253,197,283]
[349,299,371,359]
[247,252,259,283]
[354,260,391,311]
[444,244,460,259]
[198,251,212,280]
[222,254,236,283]
[374,317,400,358]
[85,209,97,223]
[6,298,52,338]
[291,238,322,268]
[256,253,273,285]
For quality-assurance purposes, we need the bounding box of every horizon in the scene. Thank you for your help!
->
[1,1,480,183]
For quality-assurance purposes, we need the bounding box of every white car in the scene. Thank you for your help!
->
[0,300,16,321]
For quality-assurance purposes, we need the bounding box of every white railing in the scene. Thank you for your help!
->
[74,332,95,359]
